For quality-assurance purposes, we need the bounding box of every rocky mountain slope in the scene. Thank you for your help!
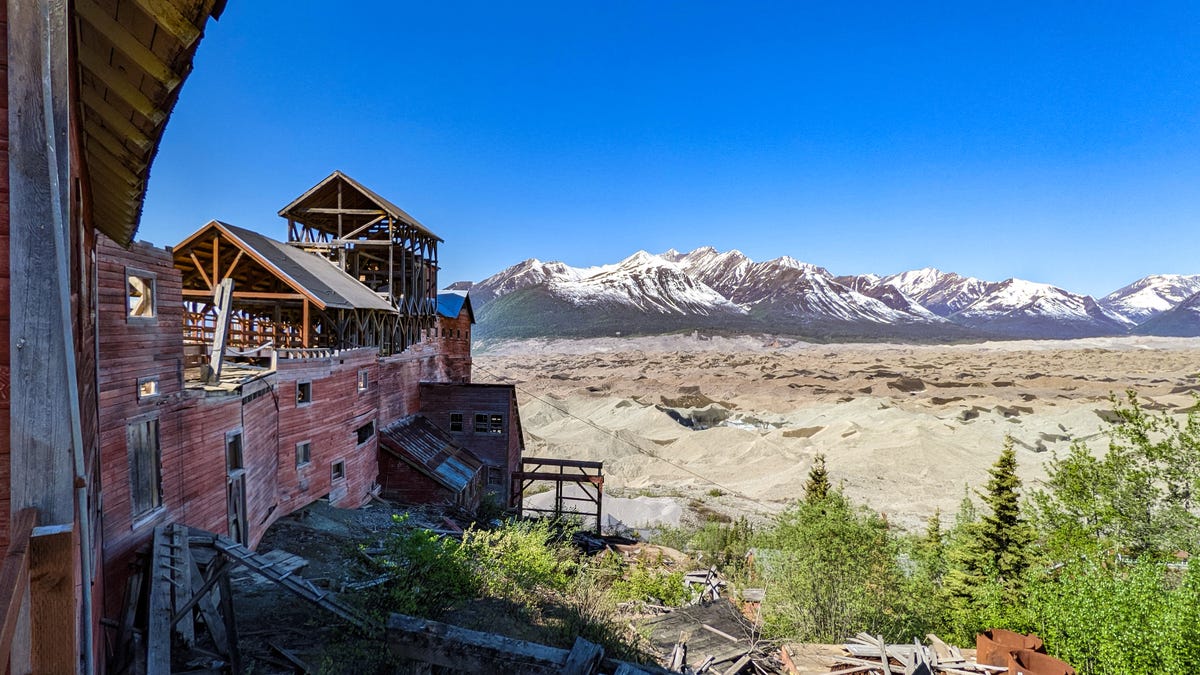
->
[463,248,1200,340]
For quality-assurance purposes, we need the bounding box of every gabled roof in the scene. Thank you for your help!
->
[379,416,483,494]
[436,291,475,323]
[175,220,396,312]
[277,170,442,242]
[76,0,226,245]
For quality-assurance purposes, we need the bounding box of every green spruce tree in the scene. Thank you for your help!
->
[979,436,1032,581]
[804,453,831,503]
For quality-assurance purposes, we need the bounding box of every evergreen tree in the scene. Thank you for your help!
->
[804,453,831,503]
[979,436,1032,581]
[918,508,947,582]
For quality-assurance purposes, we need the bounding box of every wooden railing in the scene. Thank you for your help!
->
[0,508,38,669]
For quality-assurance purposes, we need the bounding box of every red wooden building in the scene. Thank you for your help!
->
[0,2,526,671]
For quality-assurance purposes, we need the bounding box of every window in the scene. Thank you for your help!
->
[487,466,504,486]
[357,369,369,393]
[127,270,156,319]
[356,421,375,445]
[225,430,244,472]
[296,441,311,468]
[449,413,463,432]
[296,381,312,406]
[474,413,489,433]
[137,377,159,400]
[331,460,346,481]
[489,414,504,434]
[127,419,161,518]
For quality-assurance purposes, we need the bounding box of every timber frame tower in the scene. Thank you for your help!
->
[279,171,442,352]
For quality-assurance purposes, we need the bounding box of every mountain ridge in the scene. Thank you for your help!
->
[462,248,1200,340]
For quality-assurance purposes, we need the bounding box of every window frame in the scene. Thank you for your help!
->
[449,412,463,432]
[355,420,375,446]
[331,459,346,482]
[127,417,162,521]
[125,267,158,323]
[474,413,489,433]
[357,368,369,393]
[296,380,313,407]
[137,376,160,401]
[488,414,504,434]
[295,440,312,468]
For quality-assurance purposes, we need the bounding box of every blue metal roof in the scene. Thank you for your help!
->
[436,291,473,321]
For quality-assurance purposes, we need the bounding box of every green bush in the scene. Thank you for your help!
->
[366,514,479,618]
[462,519,576,600]
[609,565,690,607]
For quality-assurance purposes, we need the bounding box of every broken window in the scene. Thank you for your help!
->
[127,270,156,319]
[331,460,346,481]
[488,466,504,486]
[296,441,311,468]
[128,418,162,518]
[356,421,375,445]
[449,412,463,432]
[137,377,159,400]
[474,413,489,433]
[226,431,244,472]
[489,414,504,434]
[297,381,312,406]
[357,369,369,393]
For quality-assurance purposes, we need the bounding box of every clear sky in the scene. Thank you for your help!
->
[139,1,1200,297]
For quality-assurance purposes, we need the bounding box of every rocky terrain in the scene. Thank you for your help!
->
[475,334,1200,531]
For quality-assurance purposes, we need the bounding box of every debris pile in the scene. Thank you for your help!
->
[976,629,1075,675]
[643,599,782,674]
[830,633,1005,674]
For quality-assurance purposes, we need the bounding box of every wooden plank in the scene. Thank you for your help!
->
[128,0,202,46]
[723,654,752,675]
[80,86,152,151]
[190,252,214,289]
[188,555,229,656]
[210,279,235,379]
[0,510,37,670]
[217,572,242,673]
[29,524,77,674]
[78,43,167,123]
[76,0,180,86]
[173,527,195,647]
[561,637,604,675]
[146,526,173,675]
[522,457,605,469]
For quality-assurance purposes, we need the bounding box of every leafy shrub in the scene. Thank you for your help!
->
[366,514,478,618]
[609,565,690,607]
[461,519,576,600]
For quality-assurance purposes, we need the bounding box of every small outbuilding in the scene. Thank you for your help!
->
[378,415,485,510]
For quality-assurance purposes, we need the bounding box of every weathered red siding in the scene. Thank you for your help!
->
[378,453,460,506]
[419,383,523,501]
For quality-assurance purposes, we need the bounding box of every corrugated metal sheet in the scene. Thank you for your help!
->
[379,415,483,493]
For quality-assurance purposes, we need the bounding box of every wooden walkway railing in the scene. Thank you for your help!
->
[0,508,38,669]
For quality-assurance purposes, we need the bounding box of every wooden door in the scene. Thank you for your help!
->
[226,431,249,545]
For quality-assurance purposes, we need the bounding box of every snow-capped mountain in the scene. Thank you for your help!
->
[1100,274,1200,324]
[1132,290,1200,337]
[950,279,1133,338]
[472,251,743,317]
[881,268,995,317]
[466,247,1200,341]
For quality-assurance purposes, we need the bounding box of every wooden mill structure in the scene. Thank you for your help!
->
[281,171,442,351]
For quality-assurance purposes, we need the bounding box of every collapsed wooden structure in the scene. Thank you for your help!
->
[513,457,606,535]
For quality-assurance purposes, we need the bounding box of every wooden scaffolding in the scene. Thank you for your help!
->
[279,171,443,351]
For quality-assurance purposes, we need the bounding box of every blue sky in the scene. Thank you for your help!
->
[140,1,1200,297]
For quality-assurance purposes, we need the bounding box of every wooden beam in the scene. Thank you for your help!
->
[127,0,202,47]
[224,250,246,280]
[80,117,138,169]
[0,510,37,671]
[85,140,143,188]
[302,301,311,347]
[296,207,387,216]
[76,0,181,87]
[182,289,305,301]
[189,252,213,289]
[29,524,77,674]
[212,235,220,286]
[78,43,166,124]
[80,87,152,152]
[146,527,172,675]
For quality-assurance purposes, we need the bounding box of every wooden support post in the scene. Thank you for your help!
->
[0,509,37,671]
[209,279,235,381]
[302,300,311,347]
[8,0,87,671]
[146,527,172,675]
[218,572,242,674]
